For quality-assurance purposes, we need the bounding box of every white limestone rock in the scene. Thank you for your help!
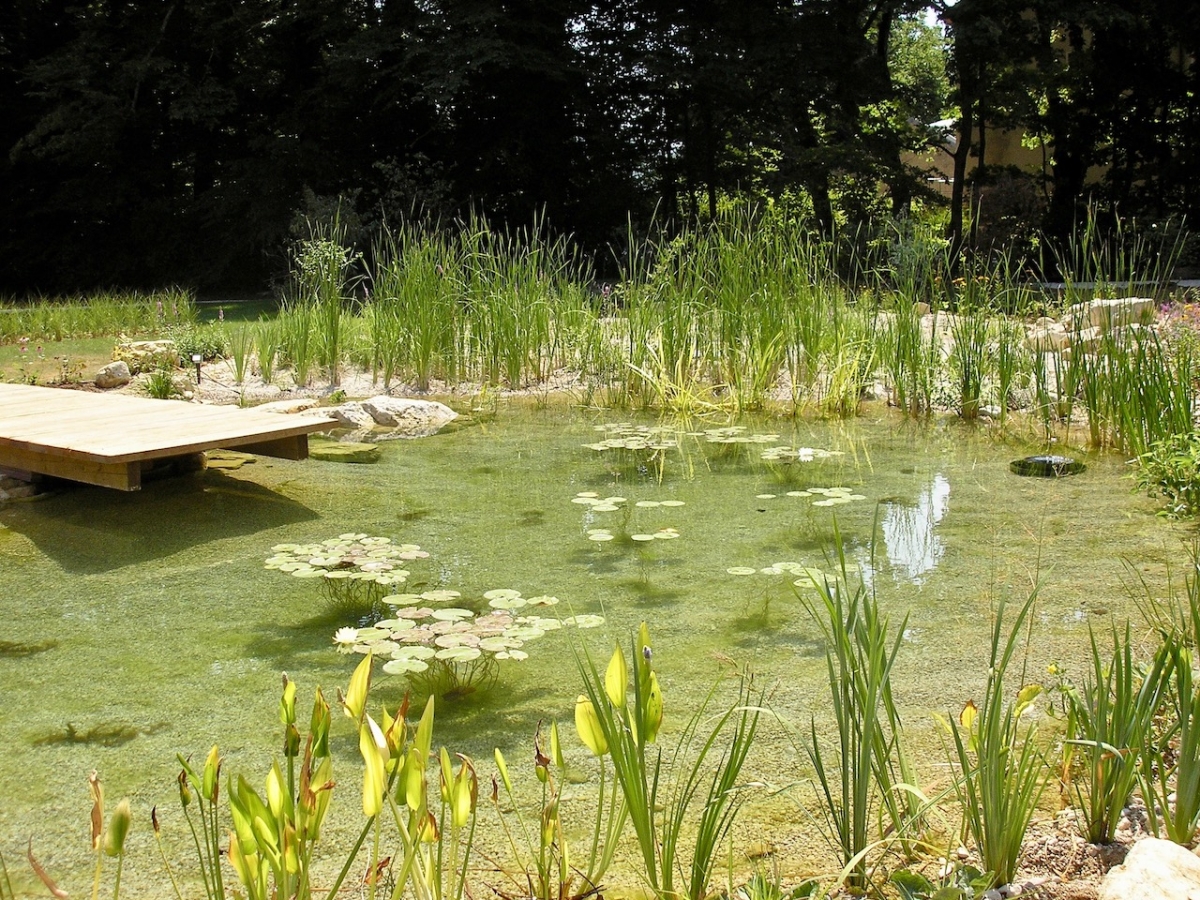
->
[95,360,132,389]
[254,398,319,415]
[319,402,376,429]
[360,397,458,436]
[1063,297,1156,330]
[1098,838,1200,900]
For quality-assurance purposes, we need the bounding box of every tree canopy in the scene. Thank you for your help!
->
[0,0,1194,291]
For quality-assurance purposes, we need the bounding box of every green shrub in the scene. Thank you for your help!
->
[167,322,227,362]
[1136,432,1200,517]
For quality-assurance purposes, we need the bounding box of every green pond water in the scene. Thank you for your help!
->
[0,402,1188,895]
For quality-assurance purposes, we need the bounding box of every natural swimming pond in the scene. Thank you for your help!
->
[0,402,1187,894]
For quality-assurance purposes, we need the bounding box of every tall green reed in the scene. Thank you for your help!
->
[291,218,359,386]
[796,536,920,891]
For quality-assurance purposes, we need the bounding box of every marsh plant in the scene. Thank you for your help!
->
[1057,624,1170,843]
[492,718,626,900]
[795,544,922,892]
[1137,432,1200,518]
[943,592,1046,889]
[573,623,763,900]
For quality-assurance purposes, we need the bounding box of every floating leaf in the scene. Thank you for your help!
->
[727,566,757,576]
[431,608,474,621]
[435,646,482,662]
[631,534,656,542]
[525,595,560,607]
[483,589,522,602]
[756,494,776,500]
[383,658,430,675]
[563,614,605,629]
[635,500,661,508]
[588,532,614,542]
[592,504,621,512]
[495,650,529,661]
[660,500,685,507]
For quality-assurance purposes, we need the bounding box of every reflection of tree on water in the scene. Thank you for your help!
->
[881,474,951,583]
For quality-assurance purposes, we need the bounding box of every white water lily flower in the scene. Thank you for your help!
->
[334,627,360,646]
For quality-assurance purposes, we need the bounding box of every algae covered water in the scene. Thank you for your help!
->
[0,402,1185,894]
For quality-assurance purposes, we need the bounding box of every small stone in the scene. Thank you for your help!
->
[205,450,256,470]
[745,841,775,860]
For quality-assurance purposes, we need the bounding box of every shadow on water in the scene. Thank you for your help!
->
[3,469,319,574]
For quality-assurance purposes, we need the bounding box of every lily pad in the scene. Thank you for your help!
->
[435,645,483,662]
[431,608,474,621]
[483,589,523,602]
[382,657,431,675]
[631,534,656,542]
[563,614,605,629]
[727,566,757,576]
[588,532,615,542]
[660,500,685,507]
[635,500,661,508]
[525,595,560,607]
[392,645,436,661]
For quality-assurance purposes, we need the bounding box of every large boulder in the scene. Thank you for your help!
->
[255,398,319,415]
[1025,318,1071,352]
[1098,838,1200,900]
[94,360,132,389]
[360,397,458,436]
[318,402,376,429]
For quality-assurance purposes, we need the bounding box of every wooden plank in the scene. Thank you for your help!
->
[231,434,308,460]
[0,443,141,491]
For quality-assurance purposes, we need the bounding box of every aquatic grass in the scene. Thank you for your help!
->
[277,304,317,387]
[796,534,917,891]
[254,317,281,384]
[573,624,763,900]
[0,289,197,344]
[227,324,254,385]
[1049,205,1186,305]
[993,317,1028,423]
[1060,624,1171,843]
[948,308,991,419]
[291,217,359,386]
[944,590,1045,889]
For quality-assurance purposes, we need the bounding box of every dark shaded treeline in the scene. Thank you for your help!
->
[0,0,1197,293]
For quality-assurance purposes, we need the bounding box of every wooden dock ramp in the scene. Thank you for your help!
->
[0,383,338,491]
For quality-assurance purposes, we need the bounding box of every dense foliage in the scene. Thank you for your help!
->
[1,0,1197,291]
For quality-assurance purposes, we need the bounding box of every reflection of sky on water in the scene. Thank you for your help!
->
[881,473,951,583]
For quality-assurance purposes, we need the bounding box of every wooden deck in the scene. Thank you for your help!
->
[0,383,338,491]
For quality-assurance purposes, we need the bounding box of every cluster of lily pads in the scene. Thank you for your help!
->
[726,560,832,590]
[702,426,780,445]
[586,526,681,543]
[265,534,429,609]
[583,423,679,452]
[754,486,868,507]
[760,446,845,463]
[332,586,604,696]
[572,491,686,512]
